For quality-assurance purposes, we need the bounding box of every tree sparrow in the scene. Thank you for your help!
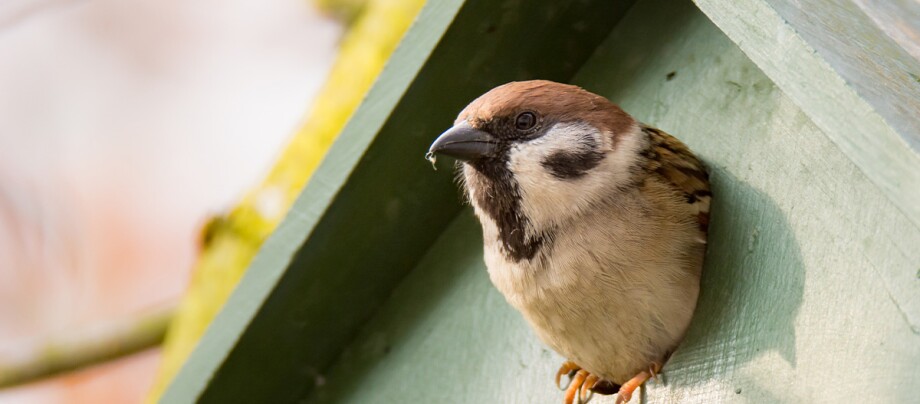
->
[427,80,710,404]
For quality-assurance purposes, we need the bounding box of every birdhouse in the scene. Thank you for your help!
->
[162,0,920,402]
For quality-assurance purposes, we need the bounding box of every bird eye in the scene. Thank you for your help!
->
[514,112,537,131]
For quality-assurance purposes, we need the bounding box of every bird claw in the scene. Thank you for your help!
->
[649,361,662,382]
[614,362,662,404]
[564,369,589,404]
[581,374,599,403]
[555,361,615,404]
[555,361,662,403]
[555,361,581,390]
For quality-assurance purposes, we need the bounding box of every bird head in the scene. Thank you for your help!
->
[428,80,644,262]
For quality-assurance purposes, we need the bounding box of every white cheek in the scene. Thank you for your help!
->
[508,123,643,230]
[507,121,601,178]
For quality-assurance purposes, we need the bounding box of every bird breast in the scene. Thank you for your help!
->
[476,183,702,383]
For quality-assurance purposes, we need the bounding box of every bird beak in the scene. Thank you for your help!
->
[428,125,498,162]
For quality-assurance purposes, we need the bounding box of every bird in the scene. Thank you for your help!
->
[426,80,710,404]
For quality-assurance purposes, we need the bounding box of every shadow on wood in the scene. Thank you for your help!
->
[670,169,805,401]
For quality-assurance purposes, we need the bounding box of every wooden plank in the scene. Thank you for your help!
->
[693,0,920,230]
[305,0,920,402]
[577,1,920,401]
[764,0,920,149]
[160,0,635,402]
[851,0,920,62]
[304,212,554,404]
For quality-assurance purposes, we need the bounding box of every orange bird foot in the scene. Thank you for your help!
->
[614,362,662,404]
[554,361,622,404]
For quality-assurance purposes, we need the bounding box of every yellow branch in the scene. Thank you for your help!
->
[147,0,426,400]
[0,306,174,388]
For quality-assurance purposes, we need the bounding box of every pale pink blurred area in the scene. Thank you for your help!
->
[0,0,341,402]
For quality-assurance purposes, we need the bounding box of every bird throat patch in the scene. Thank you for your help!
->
[467,158,544,262]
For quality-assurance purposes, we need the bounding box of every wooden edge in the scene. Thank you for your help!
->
[159,1,467,402]
[694,0,920,229]
[162,0,636,401]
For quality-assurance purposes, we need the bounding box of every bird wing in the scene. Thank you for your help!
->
[640,125,711,234]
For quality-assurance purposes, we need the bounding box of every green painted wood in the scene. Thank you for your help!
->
[160,0,635,403]
[692,0,920,232]
[305,1,920,403]
[764,0,920,150]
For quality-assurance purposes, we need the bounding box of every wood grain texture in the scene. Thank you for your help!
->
[693,0,920,231]
[306,1,920,403]
[304,212,559,404]
[851,0,920,62]
[161,0,633,403]
[763,0,920,150]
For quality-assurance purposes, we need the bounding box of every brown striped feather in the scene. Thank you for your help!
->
[641,125,711,234]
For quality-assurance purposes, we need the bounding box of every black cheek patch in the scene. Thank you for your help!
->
[541,149,606,179]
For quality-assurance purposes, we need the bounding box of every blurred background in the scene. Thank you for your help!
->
[0,0,341,402]
[0,0,915,403]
